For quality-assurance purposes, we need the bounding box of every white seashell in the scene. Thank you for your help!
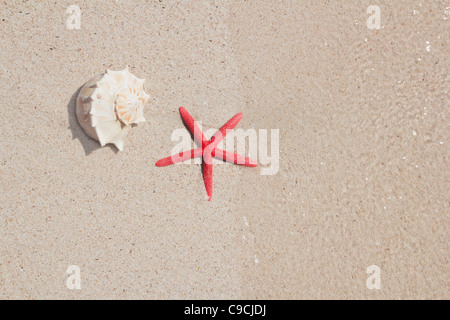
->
[76,67,150,151]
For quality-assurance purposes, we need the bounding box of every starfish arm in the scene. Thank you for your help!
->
[203,154,213,201]
[155,148,202,167]
[213,148,258,167]
[210,113,243,149]
[179,107,206,146]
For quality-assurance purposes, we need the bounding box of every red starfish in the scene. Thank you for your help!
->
[156,107,258,201]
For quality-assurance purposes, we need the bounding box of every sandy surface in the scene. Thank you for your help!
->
[0,1,448,299]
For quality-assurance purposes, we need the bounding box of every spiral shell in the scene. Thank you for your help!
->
[76,67,150,151]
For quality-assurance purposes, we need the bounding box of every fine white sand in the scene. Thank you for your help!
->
[0,1,448,299]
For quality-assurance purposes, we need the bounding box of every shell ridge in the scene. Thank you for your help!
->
[75,67,149,151]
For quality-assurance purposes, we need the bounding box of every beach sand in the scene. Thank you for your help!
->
[0,1,448,299]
